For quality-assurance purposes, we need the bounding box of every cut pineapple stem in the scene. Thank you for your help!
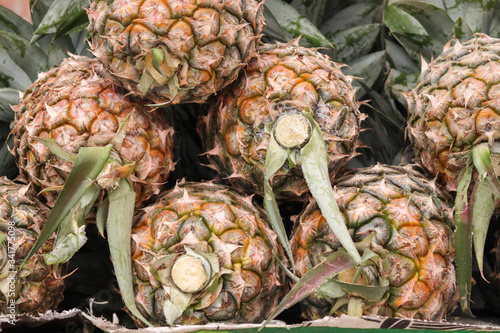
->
[171,255,209,293]
[273,113,312,149]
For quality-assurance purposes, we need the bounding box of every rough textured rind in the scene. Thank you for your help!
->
[10,55,175,208]
[198,40,363,199]
[406,34,500,191]
[290,164,459,321]
[131,181,288,326]
[87,0,265,105]
[0,177,65,314]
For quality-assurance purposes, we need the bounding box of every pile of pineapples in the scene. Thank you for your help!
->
[1,0,500,329]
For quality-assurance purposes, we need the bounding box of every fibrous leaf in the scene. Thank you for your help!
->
[261,249,355,329]
[21,145,112,266]
[301,111,361,263]
[454,160,474,317]
[263,0,334,49]
[107,178,153,327]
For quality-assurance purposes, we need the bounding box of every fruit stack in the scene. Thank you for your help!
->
[0,0,499,330]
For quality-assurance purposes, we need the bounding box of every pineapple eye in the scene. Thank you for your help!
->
[273,112,312,149]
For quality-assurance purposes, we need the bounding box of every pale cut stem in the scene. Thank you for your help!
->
[274,113,311,149]
[171,255,209,293]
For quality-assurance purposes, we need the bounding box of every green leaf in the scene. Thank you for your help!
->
[453,17,474,41]
[301,112,361,263]
[0,88,18,122]
[320,1,383,36]
[21,145,112,267]
[107,178,153,327]
[334,280,388,301]
[44,224,87,264]
[391,1,455,44]
[263,0,334,49]
[0,31,48,82]
[472,143,500,197]
[0,5,34,39]
[385,38,420,73]
[288,0,327,27]
[344,50,386,98]
[34,137,77,163]
[384,68,420,106]
[470,177,496,279]
[328,24,382,63]
[384,3,426,35]
[0,45,33,90]
[261,249,355,329]
[390,31,445,62]
[31,0,89,43]
[96,197,109,237]
[445,0,496,34]
[454,160,474,317]
[263,133,295,270]
[262,5,290,43]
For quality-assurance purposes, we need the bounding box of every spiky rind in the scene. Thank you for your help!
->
[199,40,364,199]
[87,0,265,105]
[0,177,65,314]
[291,164,458,321]
[131,181,288,326]
[406,33,500,191]
[10,55,175,207]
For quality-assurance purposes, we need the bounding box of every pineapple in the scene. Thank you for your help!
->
[405,34,500,315]
[406,33,500,192]
[199,39,363,199]
[87,0,265,105]
[10,54,175,208]
[130,181,288,326]
[0,176,65,315]
[290,164,458,321]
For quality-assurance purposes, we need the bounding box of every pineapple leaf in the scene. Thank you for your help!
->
[44,224,87,265]
[263,0,334,49]
[0,136,16,179]
[453,17,474,40]
[385,68,420,106]
[390,31,444,62]
[0,5,34,40]
[343,50,386,98]
[470,177,496,280]
[33,137,77,163]
[320,1,383,36]
[385,38,420,73]
[107,178,153,327]
[472,143,500,197]
[31,0,89,43]
[301,111,361,263]
[391,1,455,44]
[328,24,382,63]
[0,88,17,122]
[261,249,355,329]
[383,3,426,35]
[96,197,109,237]
[263,132,295,271]
[454,159,474,318]
[288,0,326,27]
[334,280,388,302]
[21,145,112,267]
[0,31,48,82]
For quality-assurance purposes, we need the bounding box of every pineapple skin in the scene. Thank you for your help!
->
[10,55,175,208]
[0,176,65,315]
[131,181,288,326]
[406,33,500,192]
[291,164,459,321]
[199,40,364,199]
[87,0,265,105]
